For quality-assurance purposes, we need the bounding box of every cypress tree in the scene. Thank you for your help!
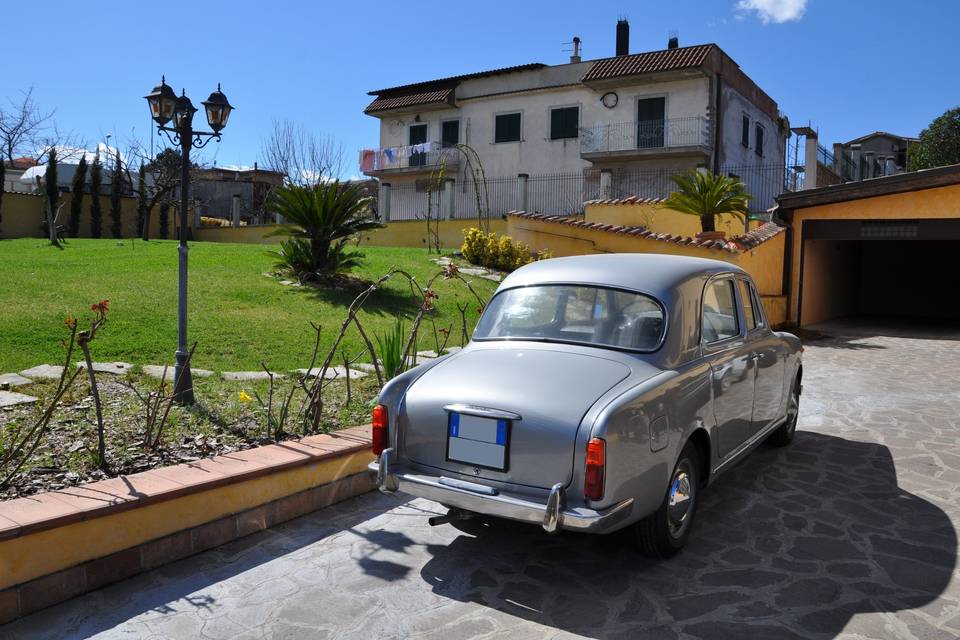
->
[89,154,103,238]
[0,161,5,228]
[136,163,147,238]
[158,201,170,239]
[68,156,88,237]
[109,150,123,238]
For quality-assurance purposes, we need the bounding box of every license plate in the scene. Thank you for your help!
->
[446,412,510,472]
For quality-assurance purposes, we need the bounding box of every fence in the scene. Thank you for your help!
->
[380,163,792,222]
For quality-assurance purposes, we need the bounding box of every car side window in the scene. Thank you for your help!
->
[749,282,765,328]
[702,279,740,343]
[737,280,758,331]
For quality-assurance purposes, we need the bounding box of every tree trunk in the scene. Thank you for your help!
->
[142,203,153,241]
[700,214,716,233]
[46,197,60,247]
[80,341,107,470]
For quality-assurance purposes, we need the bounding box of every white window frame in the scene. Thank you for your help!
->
[493,110,523,144]
[548,103,581,141]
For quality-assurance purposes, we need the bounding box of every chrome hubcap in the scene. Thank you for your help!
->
[667,461,695,538]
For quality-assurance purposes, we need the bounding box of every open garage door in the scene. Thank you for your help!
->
[798,219,960,327]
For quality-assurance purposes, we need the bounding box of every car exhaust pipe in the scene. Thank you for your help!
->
[428,508,473,527]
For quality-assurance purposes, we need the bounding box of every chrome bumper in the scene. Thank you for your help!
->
[370,448,633,534]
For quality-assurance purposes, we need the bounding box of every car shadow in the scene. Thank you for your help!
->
[418,431,957,639]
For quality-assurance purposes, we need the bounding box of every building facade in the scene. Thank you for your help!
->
[361,22,789,219]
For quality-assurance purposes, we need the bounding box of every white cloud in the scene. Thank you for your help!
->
[736,0,807,24]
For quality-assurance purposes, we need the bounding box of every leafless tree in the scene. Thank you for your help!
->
[119,139,184,240]
[0,87,84,165]
[259,119,344,186]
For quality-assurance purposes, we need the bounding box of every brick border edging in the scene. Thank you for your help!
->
[0,470,374,624]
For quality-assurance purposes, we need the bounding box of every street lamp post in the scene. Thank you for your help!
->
[144,77,233,404]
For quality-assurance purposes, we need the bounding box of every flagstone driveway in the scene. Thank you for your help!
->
[3,322,960,639]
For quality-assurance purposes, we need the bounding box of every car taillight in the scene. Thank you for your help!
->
[372,404,388,455]
[584,437,605,501]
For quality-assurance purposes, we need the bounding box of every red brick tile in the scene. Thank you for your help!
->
[0,513,22,541]
[269,491,314,524]
[85,547,142,591]
[191,451,269,480]
[0,493,82,533]
[109,471,189,502]
[140,531,192,570]
[0,588,19,625]
[191,517,237,553]
[149,462,228,491]
[46,478,138,518]
[236,504,271,537]
[242,443,315,469]
[18,566,85,616]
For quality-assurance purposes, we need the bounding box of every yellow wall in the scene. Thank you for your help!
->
[507,214,787,326]
[787,183,960,325]
[0,191,162,239]
[191,218,507,250]
[0,450,373,590]
[585,202,759,237]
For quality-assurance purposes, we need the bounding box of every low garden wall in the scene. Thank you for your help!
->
[507,212,788,327]
[0,426,374,624]
[191,218,507,249]
[0,191,160,240]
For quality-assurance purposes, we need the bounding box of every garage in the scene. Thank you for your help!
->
[779,166,960,328]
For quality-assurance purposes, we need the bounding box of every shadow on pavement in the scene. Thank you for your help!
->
[419,432,957,639]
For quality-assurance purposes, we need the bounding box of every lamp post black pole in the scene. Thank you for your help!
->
[173,118,195,405]
[144,77,233,406]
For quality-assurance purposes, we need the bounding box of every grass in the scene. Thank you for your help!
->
[0,238,497,373]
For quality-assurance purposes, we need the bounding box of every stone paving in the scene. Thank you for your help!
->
[4,323,960,639]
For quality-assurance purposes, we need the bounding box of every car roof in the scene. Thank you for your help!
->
[497,253,746,297]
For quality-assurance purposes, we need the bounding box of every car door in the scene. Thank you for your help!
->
[738,278,786,434]
[702,276,755,459]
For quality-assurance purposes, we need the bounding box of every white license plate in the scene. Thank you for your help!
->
[446,412,510,472]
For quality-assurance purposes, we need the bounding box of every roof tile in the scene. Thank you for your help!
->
[582,45,715,82]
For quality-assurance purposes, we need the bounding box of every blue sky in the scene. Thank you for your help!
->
[4,0,958,177]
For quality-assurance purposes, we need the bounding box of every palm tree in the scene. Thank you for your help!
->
[268,180,382,278]
[664,170,751,233]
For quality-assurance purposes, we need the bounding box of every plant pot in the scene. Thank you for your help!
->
[696,231,727,241]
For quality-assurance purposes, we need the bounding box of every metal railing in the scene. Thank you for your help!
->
[359,142,459,173]
[817,144,835,168]
[580,117,710,154]
[380,163,792,221]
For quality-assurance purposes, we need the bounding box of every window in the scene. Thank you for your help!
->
[441,119,460,147]
[755,123,764,157]
[495,112,522,143]
[750,284,766,328]
[408,124,427,145]
[702,279,739,343]
[550,106,579,140]
[737,279,761,331]
[473,285,665,352]
[741,114,750,148]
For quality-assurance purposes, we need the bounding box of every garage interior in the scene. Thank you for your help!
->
[799,219,960,327]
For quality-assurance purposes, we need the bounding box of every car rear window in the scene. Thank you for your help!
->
[473,285,665,351]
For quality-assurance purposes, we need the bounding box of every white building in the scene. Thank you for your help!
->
[361,22,790,219]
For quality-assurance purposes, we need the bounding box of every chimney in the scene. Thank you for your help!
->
[668,30,679,49]
[570,36,581,63]
[616,19,629,56]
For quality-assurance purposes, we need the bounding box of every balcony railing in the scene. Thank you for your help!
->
[580,117,710,155]
[359,141,457,174]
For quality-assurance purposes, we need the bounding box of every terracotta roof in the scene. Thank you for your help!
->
[364,88,455,114]
[581,45,715,82]
[4,157,37,170]
[584,196,666,206]
[508,211,785,254]
[367,63,547,96]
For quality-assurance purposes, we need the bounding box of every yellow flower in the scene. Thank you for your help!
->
[238,391,252,404]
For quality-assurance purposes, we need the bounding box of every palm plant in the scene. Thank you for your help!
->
[268,180,382,278]
[664,170,751,233]
[375,318,407,380]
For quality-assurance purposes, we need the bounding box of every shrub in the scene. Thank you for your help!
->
[375,317,407,380]
[461,228,543,272]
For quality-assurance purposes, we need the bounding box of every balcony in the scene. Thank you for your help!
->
[579,117,711,162]
[359,142,459,177]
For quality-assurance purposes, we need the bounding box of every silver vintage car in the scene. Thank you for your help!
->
[370,254,802,557]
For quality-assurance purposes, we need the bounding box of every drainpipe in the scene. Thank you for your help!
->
[517,173,529,212]
[380,182,391,222]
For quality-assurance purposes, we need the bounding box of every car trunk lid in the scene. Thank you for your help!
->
[400,345,634,489]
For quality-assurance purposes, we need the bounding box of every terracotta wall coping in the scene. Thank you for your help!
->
[0,425,372,541]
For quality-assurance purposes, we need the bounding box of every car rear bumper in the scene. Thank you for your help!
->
[369,448,634,534]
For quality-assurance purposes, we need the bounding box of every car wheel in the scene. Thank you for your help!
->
[634,441,699,558]
[769,377,800,447]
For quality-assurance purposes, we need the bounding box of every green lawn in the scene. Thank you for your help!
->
[0,238,496,372]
